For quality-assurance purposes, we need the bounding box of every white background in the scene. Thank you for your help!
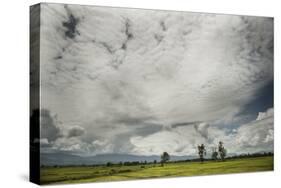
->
[0,0,279,187]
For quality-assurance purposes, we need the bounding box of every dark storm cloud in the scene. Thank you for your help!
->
[40,109,61,142]
[238,81,274,116]
[134,124,163,137]
[171,121,202,128]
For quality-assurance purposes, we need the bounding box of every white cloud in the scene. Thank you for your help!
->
[40,138,49,146]
[194,122,210,139]
[34,138,50,148]
[130,123,214,156]
[67,126,85,137]
[130,108,273,156]
[92,139,113,154]
[52,137,90,153]
[256,107,274,121]
[234,108,273,153]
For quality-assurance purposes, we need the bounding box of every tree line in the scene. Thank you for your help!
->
[41,141,273,168]
[198,141,227,163]
[159,141,227,166]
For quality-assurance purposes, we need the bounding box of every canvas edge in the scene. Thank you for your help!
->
[30,3,41,185]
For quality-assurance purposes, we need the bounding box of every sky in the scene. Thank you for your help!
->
[36,3,274,157]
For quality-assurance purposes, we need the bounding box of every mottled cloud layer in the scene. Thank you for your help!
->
[39,4,273,156]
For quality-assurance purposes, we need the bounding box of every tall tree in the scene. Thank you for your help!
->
[198,144,206,162]
[160,152,170,167]
[218,141,227,161]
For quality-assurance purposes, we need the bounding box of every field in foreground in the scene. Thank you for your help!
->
[40,156,273,185]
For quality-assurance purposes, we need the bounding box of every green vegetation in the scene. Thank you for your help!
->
[160,152,170,166]
[40,156,273,185]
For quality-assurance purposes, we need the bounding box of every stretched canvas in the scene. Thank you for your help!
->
[30,3,274,185]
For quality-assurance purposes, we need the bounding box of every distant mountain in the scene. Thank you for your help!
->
[41,153,83,166]
[40,153,195,166]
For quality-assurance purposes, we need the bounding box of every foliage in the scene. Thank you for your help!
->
[198,144,206,162]
[160,152,170,166]
[218,141,227,161]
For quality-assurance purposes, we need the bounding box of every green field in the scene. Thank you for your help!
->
[40,156,273,185]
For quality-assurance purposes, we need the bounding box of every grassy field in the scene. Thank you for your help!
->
[40,156,273,185]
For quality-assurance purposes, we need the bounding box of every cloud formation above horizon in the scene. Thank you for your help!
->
[38,4,273,157]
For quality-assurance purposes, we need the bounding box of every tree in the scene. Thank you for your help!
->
[211,147,218,161]
[106,162,112,167]
[160,152,170,166]
[218,141,227,161]
[198,144,206,162]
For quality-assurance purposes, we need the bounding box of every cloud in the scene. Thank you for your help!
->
[40,4,273,125]
[134,124,163,136]
[67,126,85,137]
[92,139,113,154]
[256,107,274,121]
[194,122,210,139]
[40,106,273,157]
[130,122,210,156]
[38,4,273,156]
[171,121,201,128]
[235,108,273,152]
[52,137,88,153]
[40,109,61,142]
[130,108,273,156]
[39,138,51,147]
